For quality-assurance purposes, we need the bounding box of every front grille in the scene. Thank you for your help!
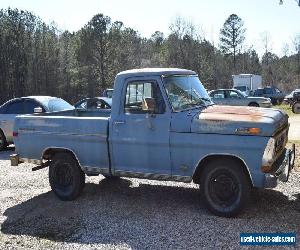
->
[275,129,288,153]
[270,149,286,173]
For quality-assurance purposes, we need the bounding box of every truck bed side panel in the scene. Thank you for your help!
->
[14,116,110,171]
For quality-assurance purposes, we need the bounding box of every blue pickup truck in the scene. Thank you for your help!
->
[11,68,295,217]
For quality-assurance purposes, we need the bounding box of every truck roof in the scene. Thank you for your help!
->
[117,68,196,77]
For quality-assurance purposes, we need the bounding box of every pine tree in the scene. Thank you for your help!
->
[219,14,245,71]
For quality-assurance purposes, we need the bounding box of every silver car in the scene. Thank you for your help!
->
[209,89,272,108]
[0,96,74,150]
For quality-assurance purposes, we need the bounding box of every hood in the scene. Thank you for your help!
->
[191,105,288,137]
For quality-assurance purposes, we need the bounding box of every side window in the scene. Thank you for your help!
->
[78,100,88,109]
[5,101,25,114]
[211,90,225,99]
[87,99,110,109]
[264,88,272,94]
[124,81,165,114]
[255,89,263,96]
[228,91,239,98]
[24,100,41,114]
[96,100,110,109]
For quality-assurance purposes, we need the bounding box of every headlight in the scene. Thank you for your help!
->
[262,138,275,168]
[261,98,271,104]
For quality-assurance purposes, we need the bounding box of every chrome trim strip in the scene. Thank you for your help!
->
[114,170,191,183]
[18,129,107,138]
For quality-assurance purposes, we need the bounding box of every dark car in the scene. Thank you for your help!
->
[0,96,74,150]
[284,89,300,105]
[74,97,112,110]
[253,87,285,105]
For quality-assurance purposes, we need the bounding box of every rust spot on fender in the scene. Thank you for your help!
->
[200,105,264,122]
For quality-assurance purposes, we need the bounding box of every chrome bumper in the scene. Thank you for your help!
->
[264,144,295,188]
[274,144,295,182]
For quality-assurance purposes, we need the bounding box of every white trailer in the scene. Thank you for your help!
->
[232,74,262,96]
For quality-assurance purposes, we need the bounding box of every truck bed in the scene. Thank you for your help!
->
[13,109,110,172]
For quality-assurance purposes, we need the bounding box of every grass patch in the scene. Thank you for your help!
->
[289,140,300,144]
[274,104,294,117]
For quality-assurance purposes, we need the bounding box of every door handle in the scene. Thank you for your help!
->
[114,120,125,125]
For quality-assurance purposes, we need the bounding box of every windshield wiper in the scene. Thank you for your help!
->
[190,98,212,106]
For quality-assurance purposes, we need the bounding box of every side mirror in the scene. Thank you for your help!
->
[34,107,43,113]
[142,98,156,113]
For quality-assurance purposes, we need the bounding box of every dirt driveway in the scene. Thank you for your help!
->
[289,115,300,141]
[0,148,299,249]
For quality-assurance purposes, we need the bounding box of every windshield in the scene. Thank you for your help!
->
[44,98,74,112]
[163,75,212,111]
[234,86,247,92]
[234,89,247,97]
[106,90,113,98]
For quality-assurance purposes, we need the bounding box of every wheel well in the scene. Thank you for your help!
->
[43,148,78,163]
[192,155,253,186]
[248,102,259,107]
[0,128,5,137]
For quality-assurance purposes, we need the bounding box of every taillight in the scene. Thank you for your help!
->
[13,132,18,137]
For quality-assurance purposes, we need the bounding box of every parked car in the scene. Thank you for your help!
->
[102,88,113,98]
[208,89,272,108]
[0,96,74,150]
[284,89,300,105]
[74,97,112,110]
[253,87,285,105]
[291,90,300,114]
[11,68,294,217]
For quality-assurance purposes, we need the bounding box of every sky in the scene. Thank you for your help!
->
[1,0,300,57]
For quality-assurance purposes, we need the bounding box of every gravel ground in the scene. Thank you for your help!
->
[0,146,299,250]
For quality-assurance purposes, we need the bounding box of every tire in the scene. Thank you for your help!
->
[292,102,300,114]
[270,98,277,105]
[0,130,7,151]
[248,102,259,107]
[200,159,251,217]
[49,152,85,201]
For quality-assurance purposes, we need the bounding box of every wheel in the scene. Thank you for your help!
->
[270,98,277,105]
[292,102,300,114]
[200,159,251,217]
[248,102,259,107]
[0,130,7,151]
[49,152,85,201]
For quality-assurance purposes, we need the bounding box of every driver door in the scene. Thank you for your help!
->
[110,77,171,175]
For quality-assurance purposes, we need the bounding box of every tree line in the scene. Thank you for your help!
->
[0,8,299,104]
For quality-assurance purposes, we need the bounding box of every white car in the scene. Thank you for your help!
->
[0,96,74,150]
[209,89,272,108]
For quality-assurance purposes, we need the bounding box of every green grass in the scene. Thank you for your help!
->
[273,104,294,117]
[288,140,300,145]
